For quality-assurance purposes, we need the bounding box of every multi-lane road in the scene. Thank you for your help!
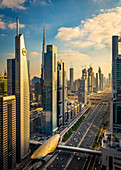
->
[45,90,111,170]
[23,89,111,170]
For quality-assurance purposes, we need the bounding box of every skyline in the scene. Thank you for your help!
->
[0,0,121,79]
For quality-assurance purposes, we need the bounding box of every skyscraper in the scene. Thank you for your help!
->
[0,75,7,95]
[98,67,102,90]
[41,26,46,80]
[88,66,93,93]
[0,95,16,169]
[7,17,30,162]
[70,67,74,91]
[78,79,87,104]
[110,35,121,132]
[57,61,67,127]
[43,45,58,134]
[82,68,87,80]
[96,73,99,91]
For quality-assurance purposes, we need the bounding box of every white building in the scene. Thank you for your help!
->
[7,17,30,163]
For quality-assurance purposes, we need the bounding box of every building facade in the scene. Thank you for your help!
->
[70,67,74,91]
[0,95,16,170]
[110,36,121,133]
[7,18,30,162]
[43,45,58,134]
[88,66,93,93]
[0,76,7,95]
[57,61,67,127]
[78,79,87,104]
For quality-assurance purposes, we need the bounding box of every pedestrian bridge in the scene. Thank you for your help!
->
[57,145,102,156]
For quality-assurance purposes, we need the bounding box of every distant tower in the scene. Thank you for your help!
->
[7,17,30,163]
[88,66,93,93]
[70,66,74,91]
[98,67,102,90]
[4,68,7,76]
[82,68,87,80]
[41,26,46,80]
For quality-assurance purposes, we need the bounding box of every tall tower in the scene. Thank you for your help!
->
[110,36,121,133]
[43,45,58,134]
[98,67,102,90]
[41,26,46,80]
[7,17,30,162]
[70,66,74,91]
[57,61,67,127]
[88,66,93,93]
[0,95,16,169]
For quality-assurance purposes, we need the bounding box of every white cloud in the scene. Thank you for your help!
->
[0,18,6,29]
[58,50,90,62]
[56,27,81,41]
[32,0,53,6]
[0,0,26,10]
[8,22,25,29]
[95,43,106,49]
[1,34,6,36]
[29,52,40,56]
[8,53,15,57]
[56,7,121,49]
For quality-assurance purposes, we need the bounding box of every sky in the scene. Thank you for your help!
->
[0,0,121,79]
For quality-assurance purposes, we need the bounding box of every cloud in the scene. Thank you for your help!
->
[8,22,25,29]
[0,0,26,10]
[8,53,15,57]
[1,34,6,36]
[0,18,6,29]
[94,43,106,49]
[31,0,53,6]
[58,50,90,62]
[56,7,121,49]
[56,27,81,41]
[29,52,40,56]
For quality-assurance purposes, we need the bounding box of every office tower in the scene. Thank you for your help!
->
[41,26,46,80]
[57,61,67,127]
[43,45,58,134]
[101,74,104,90]
[27,60,30,86]
[82,68,87,80]
[108,73,111,88]
[110,35,121,132]
[93,72,96,87]
[70,67,74,91]
[96,73,99,91]
[7,17,30,162]
[98,67,102,90]
[0,75,7,95]
[57,61,63,127]
[35,81,42,102]
[88,66,93,93]
[78,79,87,104]
[4,69,7,76]
[0,95,16,169]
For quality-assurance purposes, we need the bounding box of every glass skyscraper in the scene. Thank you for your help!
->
[7,18,30,162]
[110,36,121,133]
[43,45,58,134]
[0,95,16,169]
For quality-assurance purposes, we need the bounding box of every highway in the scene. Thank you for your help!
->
[23,89,111,170]
[46,90,111,170]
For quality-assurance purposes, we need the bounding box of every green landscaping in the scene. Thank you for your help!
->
[72,117,84,131]
[62,131,72,142]
[62,106,92,142]
[85,106,92,114]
